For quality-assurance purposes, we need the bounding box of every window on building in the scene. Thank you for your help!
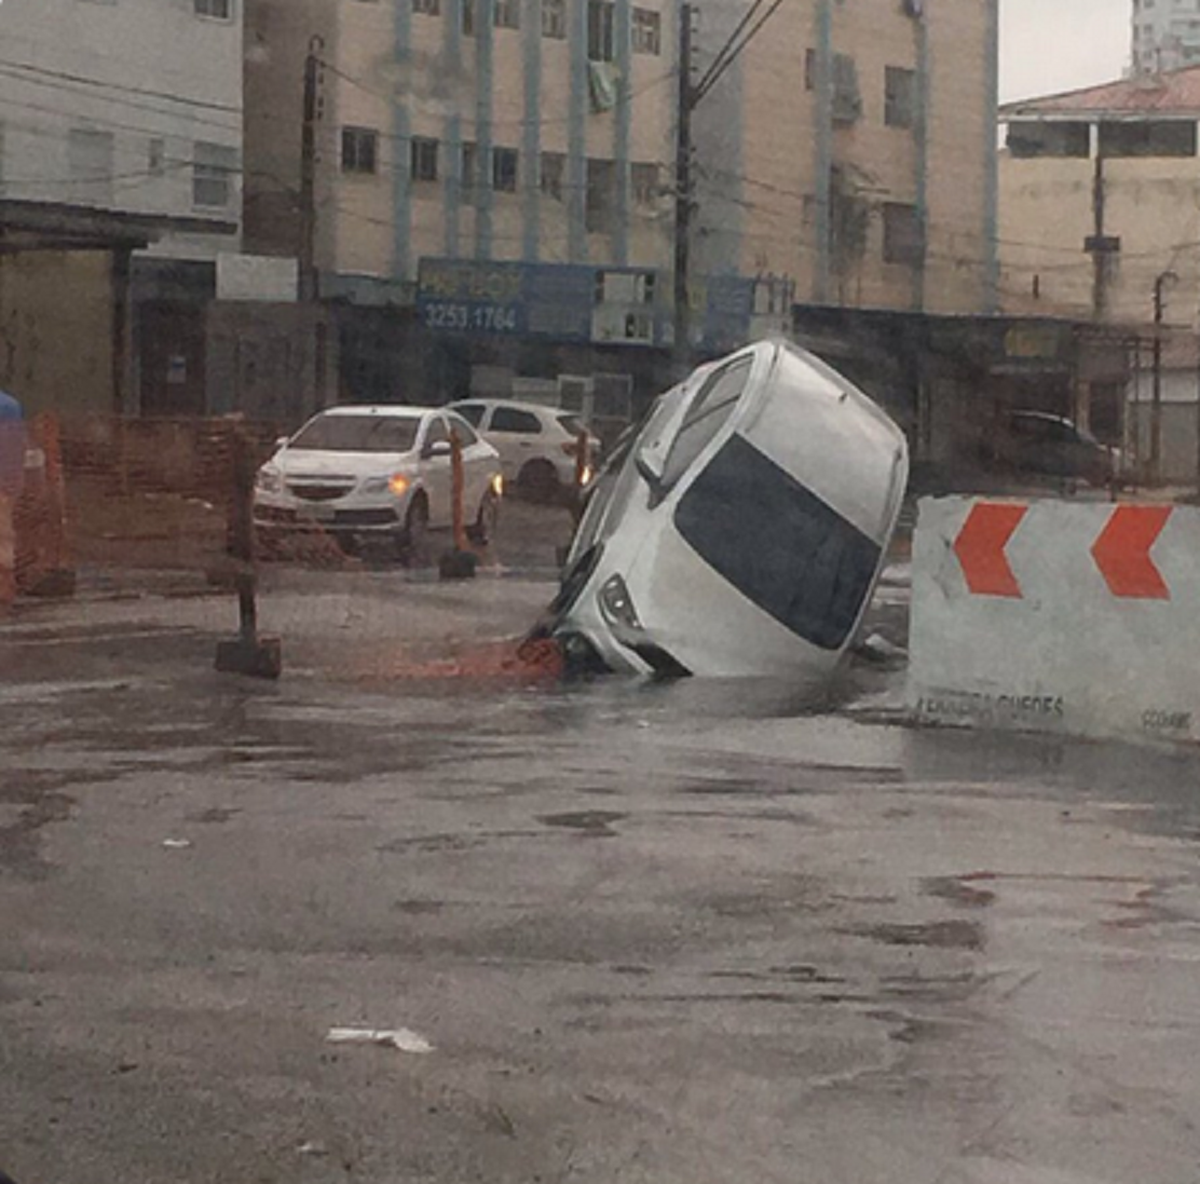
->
[588,0,615,62]
[804,48,817,91]
[413,0,440,15]
[341,126,379,175]
[495,0,520,28]
[882,202,923,266]
[632,7,661,54]
[462,141,479,191]
[1099,119,1198,158]
[632,162,660,207]
[832,53,862,124]
[586,158,616,234]
[1006,121,1091,158]
[492,147,519,193]
[411,137,439,182]
[147,138,166,176]
[68,127,115,204]
[195,0,232,18]
[462,0,475,35]
[884,66,916,129]
[193,141,238,207]
[540,152,565,200]
[542,0,567,38]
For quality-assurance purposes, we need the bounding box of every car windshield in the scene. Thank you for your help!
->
[289,415,420,454]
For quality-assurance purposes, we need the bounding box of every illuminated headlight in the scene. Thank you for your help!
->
[491,472,505,497]
[363,474,412,496]
[598,574,642,631]
[255,468,282,494]
[580,465,594,487]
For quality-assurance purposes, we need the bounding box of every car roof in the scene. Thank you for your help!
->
[1011,410,1071,426]
[451,398,567,415]
[318,405,436,419]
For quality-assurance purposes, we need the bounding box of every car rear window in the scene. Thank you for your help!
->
[454,404,486,427]
[674,434,882,651]
[558,413,585,437]
[491,407,542,434]
[291,414,420,453]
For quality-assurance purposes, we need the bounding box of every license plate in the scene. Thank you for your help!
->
[301,504,336,523]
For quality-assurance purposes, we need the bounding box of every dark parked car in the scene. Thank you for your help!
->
[986,410,1117,487]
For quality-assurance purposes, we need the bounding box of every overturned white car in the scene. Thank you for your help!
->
[539,340,909,678]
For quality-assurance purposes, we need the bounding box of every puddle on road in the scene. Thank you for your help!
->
[537,810,628,837]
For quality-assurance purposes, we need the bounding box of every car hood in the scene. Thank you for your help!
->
[271,448,417,478]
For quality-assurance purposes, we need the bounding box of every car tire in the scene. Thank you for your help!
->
[466,491,499,546]
[400,495,430,566]
[517,459,560,504]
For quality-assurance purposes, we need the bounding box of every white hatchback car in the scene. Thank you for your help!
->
[253,406,502,557]
[449,399,601,501]
[537,341,909,679]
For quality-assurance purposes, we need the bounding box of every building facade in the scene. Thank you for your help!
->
[245,0,678,300]
[1132,0,1200,74]
[691,0,1000,319]
[0,0,244,260]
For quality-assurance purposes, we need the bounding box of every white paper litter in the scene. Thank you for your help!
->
[325,1026,433,1054]
[161,839,193,850]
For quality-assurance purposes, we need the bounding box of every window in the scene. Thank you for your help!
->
[492,147,518,192]
[448,416,480,446]
[291,415,420,454]
[411,137,439,182]
[454,403,487,426]
[1099,119,1197,157]
[342,126,379,175]
[423,417,451,453]
[660,359,752,490]
[632,7,661,54]
[193,141,237,207]
[490,407,543,434]
[586,158,615,234]
[832,53,862,124]
[805,47,817,91]
[884,66,916,129]
[540,152,565,200]
[462,0,475,35]
[147,138,166,177]
[632,163,659,208]
[882,202,923,265]
[462,142,478,191]
[68,127,115,204]
[195,0,232,17]
[413,0,440,14]
[674,434,882,652]
[1006,121,1091,158]
[495,0,520,28]
[542,0,567,38]
[588,0,615,62]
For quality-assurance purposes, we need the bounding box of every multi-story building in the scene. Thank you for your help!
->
[0,0,245,415]
[1132,0,1200,74]
[692,0,1000,320]
[245,0,677,315]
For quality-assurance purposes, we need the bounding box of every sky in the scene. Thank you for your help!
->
[1000,0,1130,103]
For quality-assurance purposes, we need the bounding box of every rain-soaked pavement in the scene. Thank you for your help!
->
[4,564,1200,1184]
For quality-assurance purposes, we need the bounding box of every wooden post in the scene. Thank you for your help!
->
[450,427,467,553]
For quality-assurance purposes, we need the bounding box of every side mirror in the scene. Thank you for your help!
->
[425,439,453,459]
[275,436,289,449]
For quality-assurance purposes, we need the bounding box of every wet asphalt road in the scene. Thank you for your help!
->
[4,567,1200,1184]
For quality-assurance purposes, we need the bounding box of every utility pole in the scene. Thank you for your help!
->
[673,3,694,371]
[299,36,324,304]
[1151,269,1177,485]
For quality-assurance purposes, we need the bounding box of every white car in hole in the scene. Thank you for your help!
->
[449,399,601,501]
[537,341,909,678]
[253,406,503,557]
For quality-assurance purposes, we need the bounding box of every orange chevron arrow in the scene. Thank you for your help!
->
[1091,506,1172,600]
[953,502,1028,598]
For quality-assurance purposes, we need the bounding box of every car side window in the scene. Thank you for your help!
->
[490,408,543,434]
[455,404,486,427]
[659,358,753,491]
[423,416,450,454]
[447,415,479,446]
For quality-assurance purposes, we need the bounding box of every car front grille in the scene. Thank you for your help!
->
[288,481,355,502]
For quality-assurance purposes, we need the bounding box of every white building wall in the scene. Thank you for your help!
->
[0,0,243,258]
[1133,0,1200,73]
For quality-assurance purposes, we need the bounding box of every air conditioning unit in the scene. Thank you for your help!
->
[557,375,593,413]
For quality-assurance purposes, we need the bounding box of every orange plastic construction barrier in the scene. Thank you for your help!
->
[14,414,75,598]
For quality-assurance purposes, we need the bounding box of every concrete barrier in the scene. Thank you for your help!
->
[909,496,1200,744]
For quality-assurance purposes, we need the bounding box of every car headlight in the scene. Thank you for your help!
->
[598,574,642,631]
[256,468,282,494]
[491,472,504,497]
[362,474,411,496]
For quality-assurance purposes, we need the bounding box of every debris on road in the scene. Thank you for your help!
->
[325,1027,433,1054]
[161,838,193,850]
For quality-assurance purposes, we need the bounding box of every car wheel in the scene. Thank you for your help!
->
[400,495,430,565]
[466,491,500,546]
[517,458,560,504]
